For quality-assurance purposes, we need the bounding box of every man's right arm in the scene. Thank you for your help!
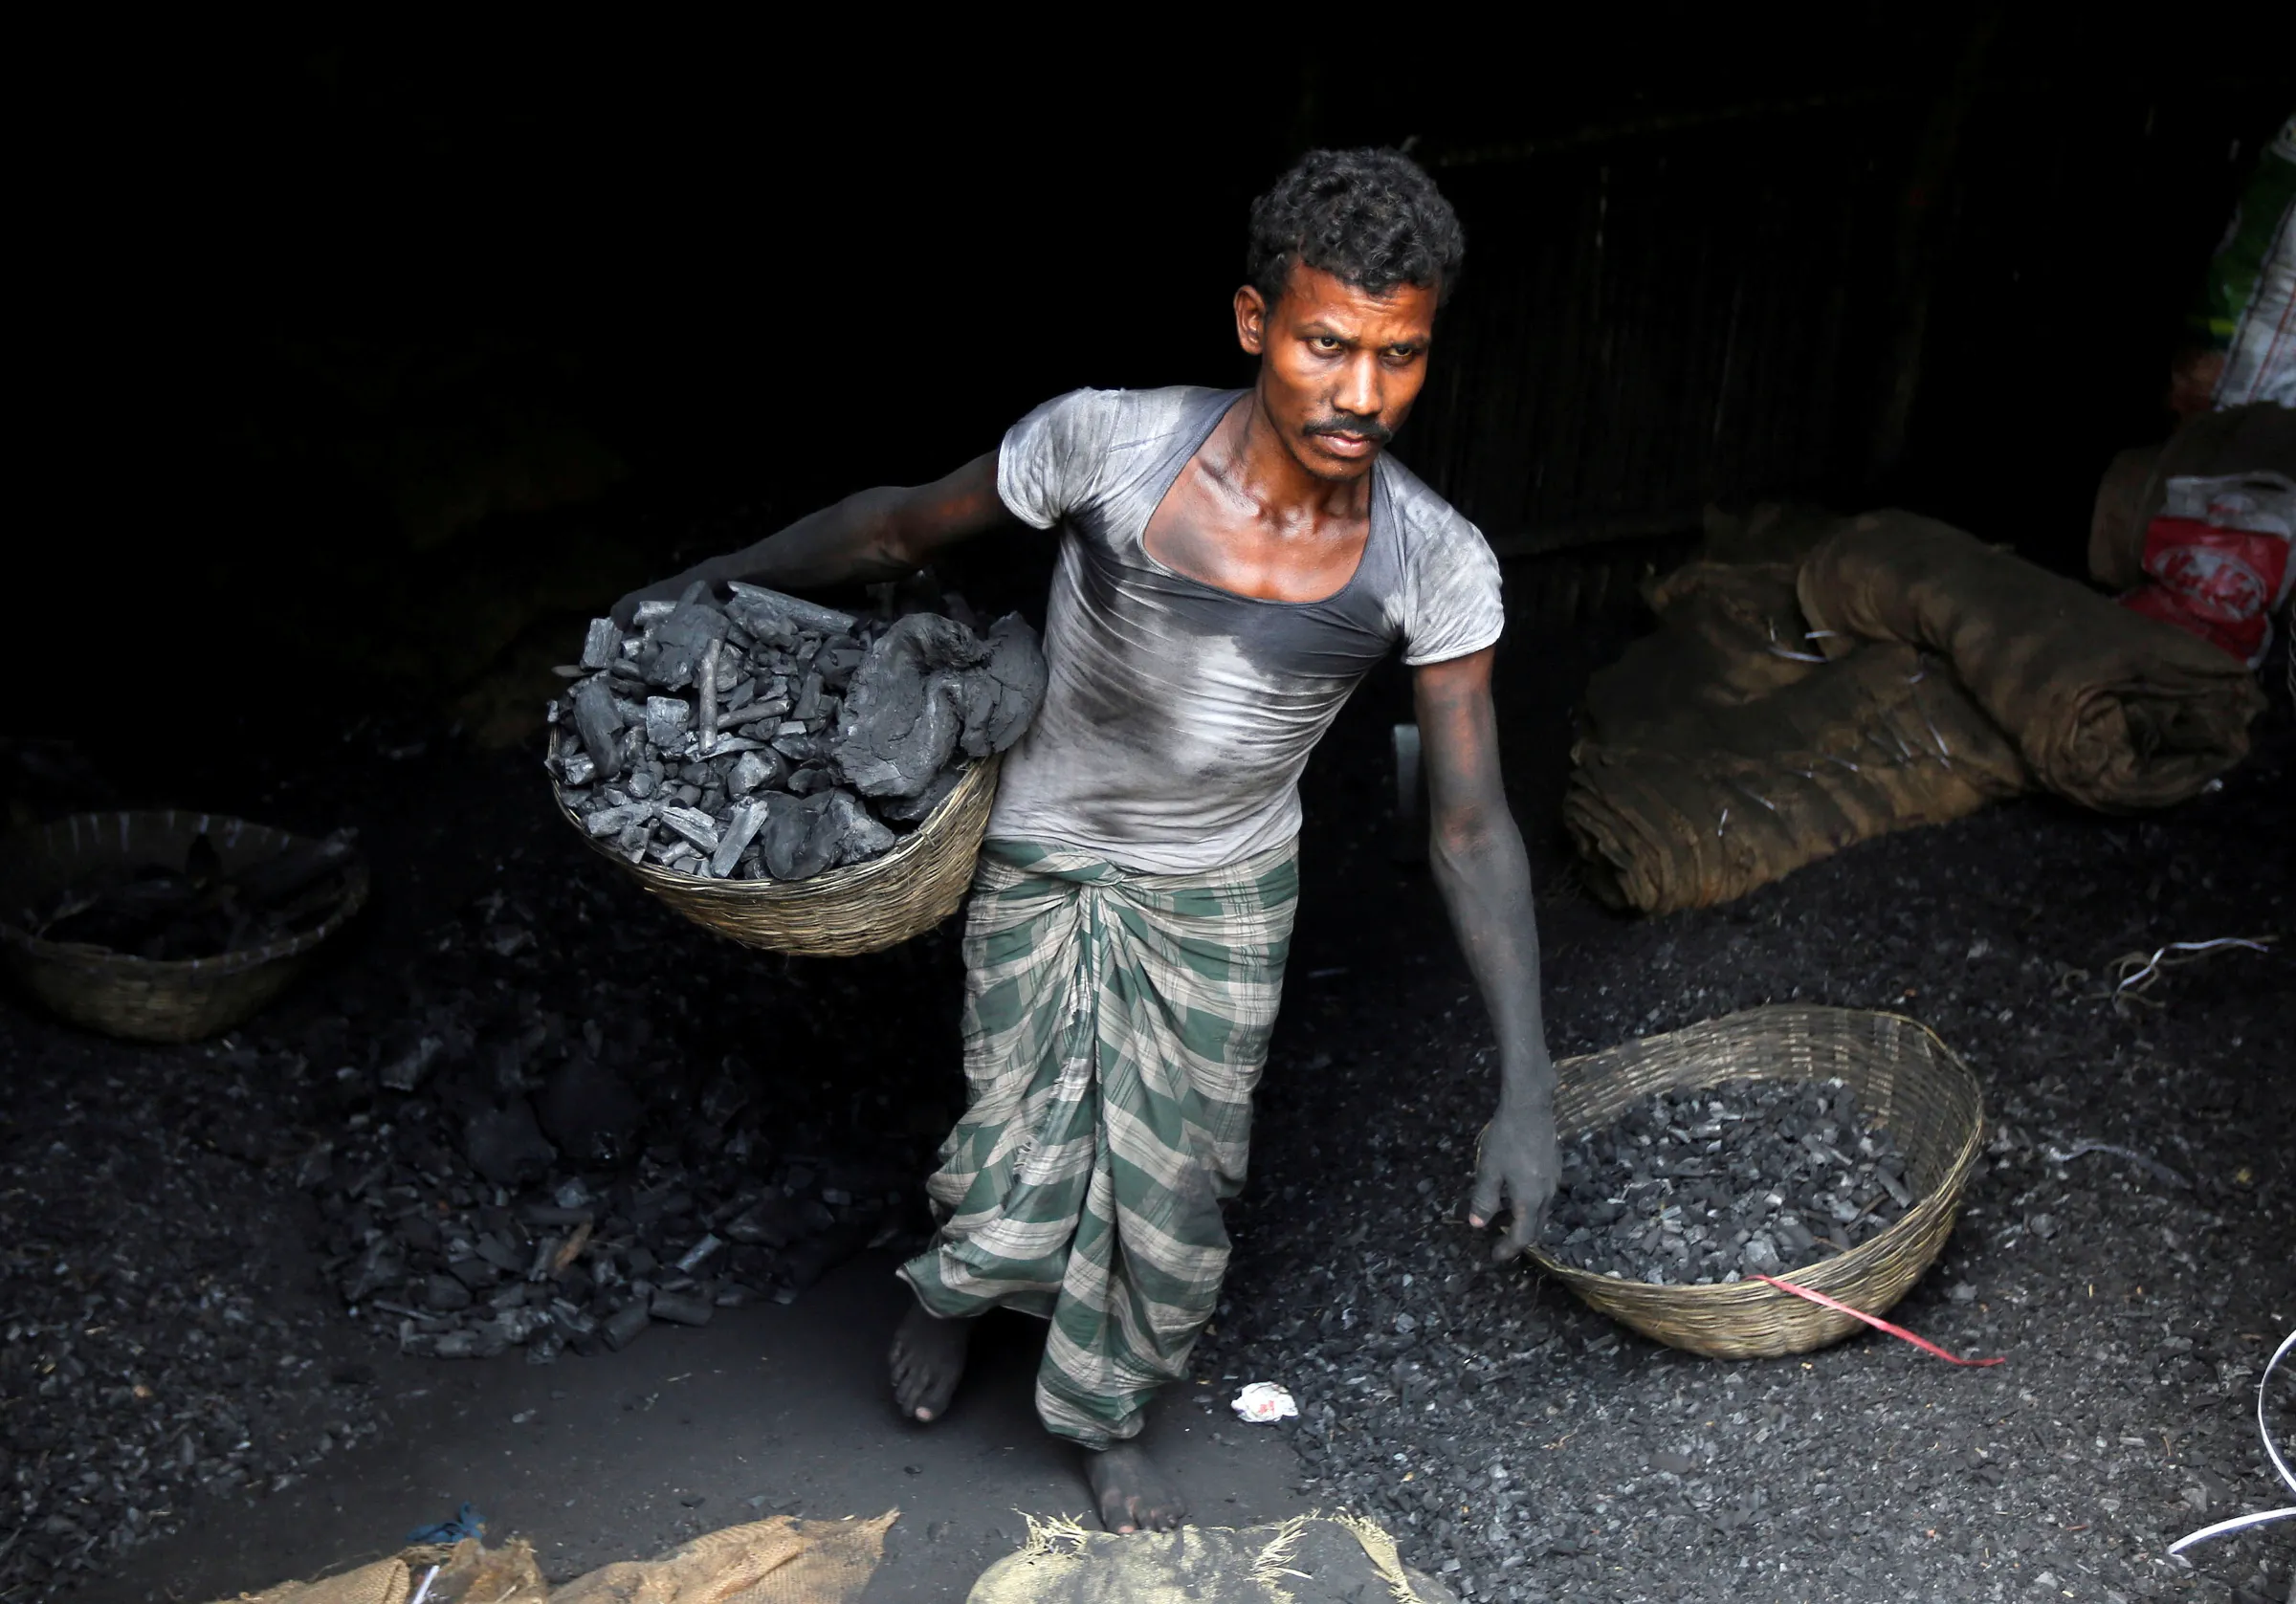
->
[611,450,1007,624]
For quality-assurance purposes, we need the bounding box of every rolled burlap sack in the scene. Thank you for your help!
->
[1799,511,2264,811]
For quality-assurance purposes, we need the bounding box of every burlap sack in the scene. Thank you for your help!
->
[1567,643,2024,913]
[1799,511,2263,810]
[1579,560,1817,740]
[234,1559,408,1604]
[554,1511,894,1604]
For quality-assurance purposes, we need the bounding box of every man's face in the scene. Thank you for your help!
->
[1235,262,1439,483]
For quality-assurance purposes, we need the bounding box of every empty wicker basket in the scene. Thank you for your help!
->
[555,755,999,957]
[0,810,369,1043]
[1526,1004,1984,1359]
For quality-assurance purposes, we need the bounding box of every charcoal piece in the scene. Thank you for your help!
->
[645,696,695,752]
[649,1289,716,1327]
[582,802,643,837]
[770,729,834,764]
[659,802,721,853]
[710,798,769,877]
[570,680,625,780]
[727,749,784,796]
[832,613,986,797]
[723,1193,801,1247]
[632,599,678,626]
[644,590,728,691]
[695,639,720,756]
[740,695,793,728]
[475,1233,526,1273]
[824,789,897,867]
[462,1099,557,1189]
[558,751,597,788]
[781,1220,872,1291]
[878,765,962,824]
[793,670,825,722]
[600,1302,651,1351]
[724,582,859,641]
[759,791,839,881]
[955,613,1049,758]
[814,639,866,689]
[379,1034,445,1092]
[581,618,621,670]
[448,1257,497,1290]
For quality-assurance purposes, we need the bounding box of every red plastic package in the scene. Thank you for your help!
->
[2118,472,2295,667]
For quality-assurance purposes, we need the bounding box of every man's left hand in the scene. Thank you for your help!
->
[1468,1100,1558,1263]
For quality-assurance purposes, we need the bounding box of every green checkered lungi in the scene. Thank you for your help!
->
[897,836,1299,1448]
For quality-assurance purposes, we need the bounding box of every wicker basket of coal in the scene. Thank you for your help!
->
[1526,1004,1983,1359]
[0,810,368,1042]
[546,582,1045,956]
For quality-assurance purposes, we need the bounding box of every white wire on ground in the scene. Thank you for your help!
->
[2168,1327,2296,1555]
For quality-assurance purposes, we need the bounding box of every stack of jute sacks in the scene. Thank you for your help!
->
[1564,507,2267,914]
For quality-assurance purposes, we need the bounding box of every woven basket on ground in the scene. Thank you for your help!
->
[1526,1004,1984,1359]
[0,810,369,1044]
[555,755,999,957]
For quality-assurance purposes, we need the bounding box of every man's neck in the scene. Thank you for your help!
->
[1211,387,1376,530]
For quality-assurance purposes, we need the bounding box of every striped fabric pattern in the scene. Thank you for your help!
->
[898,837,1298,1448]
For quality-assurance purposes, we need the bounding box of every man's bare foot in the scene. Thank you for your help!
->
[1084,1440,1188,1533]
[889,1305,976,1422]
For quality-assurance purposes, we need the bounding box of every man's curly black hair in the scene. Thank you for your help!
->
[1247,147,1466,310]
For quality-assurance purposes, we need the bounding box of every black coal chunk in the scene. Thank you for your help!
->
[462,1098,558,1189]
[536,1056,644,1163]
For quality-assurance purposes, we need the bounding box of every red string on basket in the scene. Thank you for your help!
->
[1754,1274,2006,1367]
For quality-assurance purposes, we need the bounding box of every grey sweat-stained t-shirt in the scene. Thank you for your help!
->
[986,385,1504,874]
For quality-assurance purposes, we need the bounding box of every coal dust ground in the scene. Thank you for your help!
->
[6,588,2292,1604]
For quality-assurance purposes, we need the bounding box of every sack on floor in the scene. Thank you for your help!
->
[967,1513,1454,1604]
[1567,643,2024,913]
[1797,512,2264,810]
[555,1512,895,1604]
[230,1558,412,1604]
[1578,560,1818,741]
[222,1537,546,1604]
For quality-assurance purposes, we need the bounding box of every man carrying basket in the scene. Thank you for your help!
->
[615,148,1558,1533]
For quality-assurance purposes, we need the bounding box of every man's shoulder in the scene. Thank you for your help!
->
[1379,452,1490,556]
[1024,385,1229,454]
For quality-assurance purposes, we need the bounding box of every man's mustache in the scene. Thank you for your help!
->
[1303,414,1393,445]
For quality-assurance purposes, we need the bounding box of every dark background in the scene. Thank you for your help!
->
[16,13,2293,742]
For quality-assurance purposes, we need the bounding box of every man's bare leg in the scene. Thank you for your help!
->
[889,1305,977,1422]
[1084,1440,1188,1533]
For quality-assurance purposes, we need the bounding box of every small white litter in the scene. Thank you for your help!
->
[1230,1382,1298,1424]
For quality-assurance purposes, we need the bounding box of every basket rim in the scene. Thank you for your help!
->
[551,752,998,902]
[1521,1005,1984,1302]
[0,809,371,978]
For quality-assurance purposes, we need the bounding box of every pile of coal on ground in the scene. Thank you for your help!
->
[287,803,962,1364]
[0,1026,386,1597]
